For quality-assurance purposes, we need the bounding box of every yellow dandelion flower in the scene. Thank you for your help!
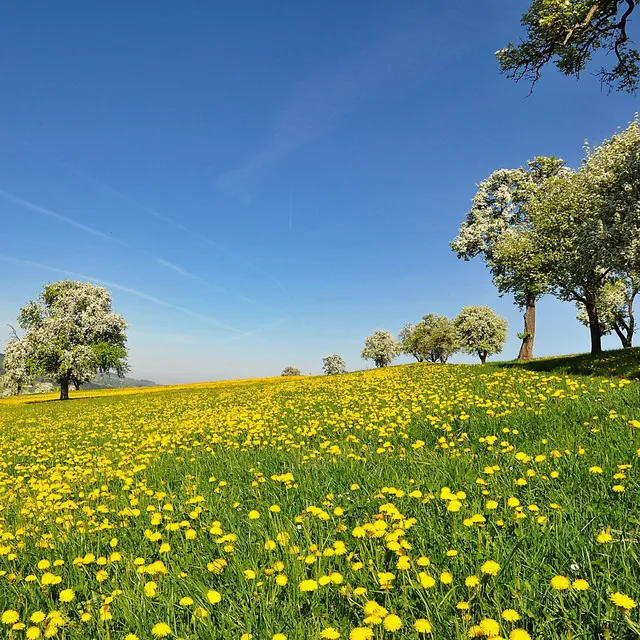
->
[501,609,520,622]
[479,618,500,636]
[320,628,341,639]
[299,579,319,592]
[597,530,613,543]
[572,579,589,591]
[610,592,637,611]
[1,610,20,625]
[206,590,222,604]
[349,628,374,640]
[41,573,62,586]
[481,560,500,576]
[419,572,436,588]
[59,589,75,603]
[414,619,432,634]
[550,575,570,590]
[510,630,532,640]
[383,615,402,632]
[151,622,172,638]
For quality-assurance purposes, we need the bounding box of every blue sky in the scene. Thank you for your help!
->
[0,2,636,383]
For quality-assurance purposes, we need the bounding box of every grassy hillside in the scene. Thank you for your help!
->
[1,363,639,639]
[493,346,640,379]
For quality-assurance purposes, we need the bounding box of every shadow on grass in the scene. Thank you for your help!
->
[493,346,640,379]
[24,396,100,405]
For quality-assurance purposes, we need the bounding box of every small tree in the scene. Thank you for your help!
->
[10,280,128,400]
[400,315,459,363]
[361,330,401,368]
[322,354,346,375]
[453,306,508,364]
[281,366,301,376]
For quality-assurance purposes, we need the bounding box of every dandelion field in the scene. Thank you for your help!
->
[1,364,640,640]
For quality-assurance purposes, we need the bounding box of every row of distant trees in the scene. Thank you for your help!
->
[362,306,507,368]
[281,354,348,377]
[451,116,639,359]
[281,305,508,376]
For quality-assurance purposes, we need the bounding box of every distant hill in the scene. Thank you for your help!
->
[0,353,156,389]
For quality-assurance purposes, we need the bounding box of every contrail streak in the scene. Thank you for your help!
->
[0,255,243,334]
[0,188,128,247]
[0,132,290,295]
[0,187,254,304]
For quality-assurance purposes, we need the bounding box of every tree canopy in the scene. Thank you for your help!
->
[322,354,346,375]
[453,306,508,364]
[281,366,302,376]
[362,330,401,368]
[529,116,640,353]
[498,0,639,93]
[399,315,459,364]
[6,280,128,400]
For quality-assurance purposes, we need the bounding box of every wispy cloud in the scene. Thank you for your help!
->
[156,258,226,292]
[0,135,291,301]
[0,255,243,334]
[224,316,291,343]
[0,186,268,306]
[215,11,429,197]
[0,187,128,247]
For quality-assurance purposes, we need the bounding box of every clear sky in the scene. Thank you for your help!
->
[0,2,636,384]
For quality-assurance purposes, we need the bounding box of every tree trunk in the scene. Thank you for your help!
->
[59,376,70,401]
[612,322,632,348]
[584,294,603,355]
[517,292,536,361]
[479,352,487,364]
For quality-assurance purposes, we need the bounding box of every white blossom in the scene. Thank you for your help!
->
[322,354,346,375]
[361,330,401,368]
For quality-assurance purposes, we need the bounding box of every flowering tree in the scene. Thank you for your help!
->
[453,306,508,364]
[498,1,639,93]
[399,314,459,364]
[576,273,638,347]
[361,330,401,368]
[451,157,565,360]
[281,366,301,376]
[530,117,640,354]
[322,354,346,375]
[9,280,128,400]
